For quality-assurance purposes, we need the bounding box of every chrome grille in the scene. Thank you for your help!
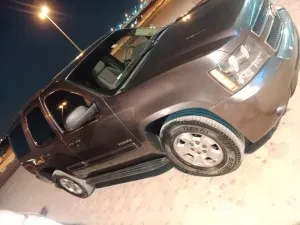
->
[266,14,282,50]
[253,0,269,35]
[252,0,283,51]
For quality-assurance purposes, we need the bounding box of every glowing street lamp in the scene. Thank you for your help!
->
[58,101,68,120]
[38,5,82,53]
[38,6,49,19]
[58,101,67,109]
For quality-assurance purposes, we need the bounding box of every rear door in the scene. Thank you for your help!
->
[42,87,140,170]
[21,100,81,171]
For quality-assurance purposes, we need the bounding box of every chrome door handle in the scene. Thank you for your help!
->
[69,139,81,147]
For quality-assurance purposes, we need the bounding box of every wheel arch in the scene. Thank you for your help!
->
[39,167,56,181]
[142,107,241,146]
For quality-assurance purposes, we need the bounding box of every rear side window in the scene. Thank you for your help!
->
[9,123,31,159]
[27,107,56,146]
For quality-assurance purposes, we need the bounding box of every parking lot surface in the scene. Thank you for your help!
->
[1,0,300,225]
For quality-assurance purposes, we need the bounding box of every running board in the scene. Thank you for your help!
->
[86,157,169,185]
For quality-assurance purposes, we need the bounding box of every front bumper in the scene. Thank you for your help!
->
[211,9,300,143]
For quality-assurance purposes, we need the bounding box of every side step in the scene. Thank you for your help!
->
[86,157,169,185]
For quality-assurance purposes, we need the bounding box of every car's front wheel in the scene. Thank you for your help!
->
[160,115,245,176]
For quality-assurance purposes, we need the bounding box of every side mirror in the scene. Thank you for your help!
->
[64,104,98,131]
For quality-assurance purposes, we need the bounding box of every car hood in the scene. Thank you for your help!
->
[127,0,263,88]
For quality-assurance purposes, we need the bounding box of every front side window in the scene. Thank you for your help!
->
[9,123,31,159]
[27,107,56,146]
[45,90,90,130]
[68,27,165,94]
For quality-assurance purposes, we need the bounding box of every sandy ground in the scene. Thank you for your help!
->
[1,0,300,225]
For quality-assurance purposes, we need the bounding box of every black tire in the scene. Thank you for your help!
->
[160,115,245,177]
[56,176,90,198]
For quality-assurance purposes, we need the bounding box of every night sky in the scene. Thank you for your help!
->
[0,0,138,137]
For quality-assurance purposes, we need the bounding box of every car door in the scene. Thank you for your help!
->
[43,88,140,170]
[22,100,81,172]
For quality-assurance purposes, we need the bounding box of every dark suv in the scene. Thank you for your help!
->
[8,0,299,197]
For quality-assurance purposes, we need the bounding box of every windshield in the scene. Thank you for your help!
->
[68,27,165,95]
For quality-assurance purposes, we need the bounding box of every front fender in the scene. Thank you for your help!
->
[112,51,231,143]
[138,101,213,137]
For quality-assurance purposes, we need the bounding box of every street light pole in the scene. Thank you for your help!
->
[39,6,82,53]
[46,15,82,53]
[61,107,64,121]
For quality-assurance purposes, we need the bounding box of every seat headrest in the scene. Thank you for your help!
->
[131,41,149,59]
[92,61,105,78]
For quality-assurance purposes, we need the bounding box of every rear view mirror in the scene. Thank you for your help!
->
[65,104,98,131]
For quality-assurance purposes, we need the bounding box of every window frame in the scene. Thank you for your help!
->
[43,88,96,135]
[25,105,57,148]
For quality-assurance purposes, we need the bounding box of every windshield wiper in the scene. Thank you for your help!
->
[126,44,154,71]
[150,25,170,42]
[118,45,154,91]
[118,26,170,89]
[137,26,169,58]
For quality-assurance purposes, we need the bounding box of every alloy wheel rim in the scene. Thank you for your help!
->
[59,178,83,195]
[173,132,224,167]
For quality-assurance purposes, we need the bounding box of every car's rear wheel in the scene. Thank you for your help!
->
[160,115,245,176]
[53,171,95,198]
[57,176,89,198]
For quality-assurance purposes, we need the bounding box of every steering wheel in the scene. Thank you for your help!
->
[124,46,134,65]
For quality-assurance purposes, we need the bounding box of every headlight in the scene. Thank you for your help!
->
[209,38,269,92]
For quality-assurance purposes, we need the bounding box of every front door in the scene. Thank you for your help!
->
[43,90,138,167]
[21,102,81,172]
